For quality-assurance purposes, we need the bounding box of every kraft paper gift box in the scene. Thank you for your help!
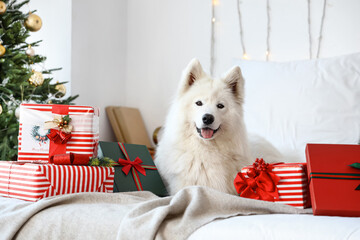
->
[17,103,99,163]
[98,141,168,197]
[235,159,311,208]
[0,161,114,202]
[306,144,360,217]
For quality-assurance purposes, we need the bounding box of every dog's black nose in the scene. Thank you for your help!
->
[202,114,214,125]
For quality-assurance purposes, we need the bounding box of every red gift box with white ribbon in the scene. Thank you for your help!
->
[0,161,114,202]
[17,103,99,163]
[235,159,311,208]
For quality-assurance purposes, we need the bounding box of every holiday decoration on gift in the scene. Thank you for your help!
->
[0,0,78,161]
[0,1,6,14]
[0,161,115,202]
[349,163,360,190]
[24,12,42,32]
[31,125,49,145]
[17,103,99,163]
[44,114,72,144]
[306,144,360,217]
[28,70,44,86]
[89,157,117,167]
[235,159,310,208]
[234,158,280,201]
[98,141,168,197]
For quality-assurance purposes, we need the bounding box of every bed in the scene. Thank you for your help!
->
[1,53,359,239]
[0,186,359,240]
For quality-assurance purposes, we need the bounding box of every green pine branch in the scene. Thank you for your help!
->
[0,0,79,160]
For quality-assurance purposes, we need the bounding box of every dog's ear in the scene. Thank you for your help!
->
[223,66,244,100]
[178,58,204,94]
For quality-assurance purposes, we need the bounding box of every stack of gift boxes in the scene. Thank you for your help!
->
[0,103,167,202]
[0,103,359,217]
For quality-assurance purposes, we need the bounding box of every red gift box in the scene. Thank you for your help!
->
[306,144,360,217]
[0,161,114,202]
[17,103,99,163]
[236,159,310,208]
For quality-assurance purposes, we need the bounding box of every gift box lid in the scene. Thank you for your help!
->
[98,141,168,197]
[305,143,360,217]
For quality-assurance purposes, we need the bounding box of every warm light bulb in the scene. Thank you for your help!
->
[212,17,216,23]
[212,0,219,6]
[242,53,249,60]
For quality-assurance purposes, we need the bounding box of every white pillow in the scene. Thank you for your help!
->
[236,53,360,162]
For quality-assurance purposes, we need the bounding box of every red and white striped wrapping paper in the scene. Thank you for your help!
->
[241,163,311,208]
[18,103,99,163]
[0,161,114,202]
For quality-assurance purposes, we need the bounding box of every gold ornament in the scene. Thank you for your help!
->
[25,45,35,57]
[0,44,5,57]
[0,1,6,15]
[55,84,66,98]
[24,13,42,32]
[28,70,44,86]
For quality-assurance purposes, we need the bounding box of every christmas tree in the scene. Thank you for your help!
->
[0,0,78,160]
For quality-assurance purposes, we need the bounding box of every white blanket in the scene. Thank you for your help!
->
[0,186,311,240]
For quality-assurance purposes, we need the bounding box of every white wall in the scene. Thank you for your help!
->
[125,0,360,141]
[71,0,127,141]
[28,0,72,97]
[69,0,360,142]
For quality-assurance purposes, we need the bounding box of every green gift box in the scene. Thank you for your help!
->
[98,141,168,197]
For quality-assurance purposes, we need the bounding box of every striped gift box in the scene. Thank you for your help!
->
[0,162,114,202]
[241,163,311,208]
[18,103,99,163]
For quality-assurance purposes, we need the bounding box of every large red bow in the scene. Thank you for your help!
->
[118,157,146,176]
[47,130,72,144]
[234,159,281,201]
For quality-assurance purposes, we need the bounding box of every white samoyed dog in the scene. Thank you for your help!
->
[155,59,254,195]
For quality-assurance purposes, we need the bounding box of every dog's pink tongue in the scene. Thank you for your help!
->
[201,128,214,139]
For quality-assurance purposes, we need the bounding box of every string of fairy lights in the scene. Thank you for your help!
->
[210,0,328,73]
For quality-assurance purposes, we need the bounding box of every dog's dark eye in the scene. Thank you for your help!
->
[217,103,224,109]
[195,101,203,106]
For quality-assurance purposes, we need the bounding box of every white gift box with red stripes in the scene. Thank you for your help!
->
[241,163,311,208]
[18,103,99,163]
[0,161,114,202]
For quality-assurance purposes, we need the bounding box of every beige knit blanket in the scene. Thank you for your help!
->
[0,186,310,240]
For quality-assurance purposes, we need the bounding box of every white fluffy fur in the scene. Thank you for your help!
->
[155,59,253,195]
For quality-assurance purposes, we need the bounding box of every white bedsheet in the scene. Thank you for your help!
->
[190,213,360,240]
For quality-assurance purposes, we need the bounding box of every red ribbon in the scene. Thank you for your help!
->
[117,142,157,191]
[118,157,146,176]
[47,130,72,144]
[234,159,281,202]
[48,105,69,160]
[49,153,90,165]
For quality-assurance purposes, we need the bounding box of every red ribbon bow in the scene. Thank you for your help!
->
[47,130,72,144]
[117,142,157,191]
[49,153,90,165]
[234,159,281,201]
[118,157,146,176]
